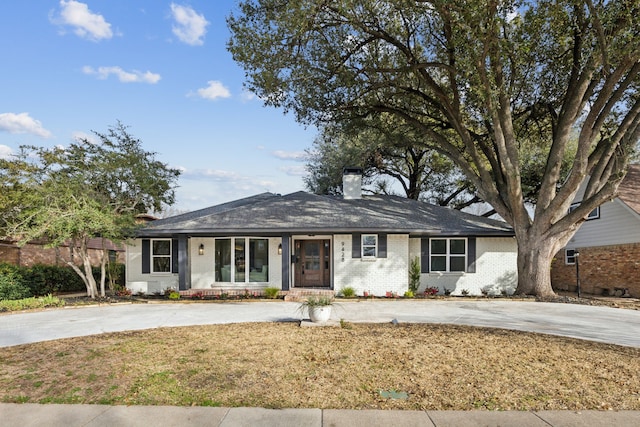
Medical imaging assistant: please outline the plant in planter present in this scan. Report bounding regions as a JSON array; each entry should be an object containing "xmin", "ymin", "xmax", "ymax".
[{"xmin": 299, "ymin": 295, "xmax": 334, "ymax": 323}]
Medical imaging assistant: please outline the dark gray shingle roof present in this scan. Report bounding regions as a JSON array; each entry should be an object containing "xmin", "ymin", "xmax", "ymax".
[{"xmin": 139, "ymin": 192, "xmax": 513, "ymax": 237}]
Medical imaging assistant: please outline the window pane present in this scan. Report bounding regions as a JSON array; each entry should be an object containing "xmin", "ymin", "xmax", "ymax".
[
  {"xmin": 215, "ymin": 239, "xmax": 231, "ymax": 282},
  {"xmin": 304, "ymin": 242, "xmax": 320, "ymax": 270},
  {"xmin": 235, "ymin": 239, "xmax": 245, "ymax": 282},
  {"xmin": 431, "ymin": 239, "xmax": 446, "ymax": 254},
  {"xmin": 565, "ymin": 249, "xmax": 575, "ymax": 265},
  {"xmin": 362, "ymin": 247, "xmax": 376, "ymax": 257},
  {"xmin": 450, "ymin": 239, "xmax": 466, "ymax": 255},
  {"xmin": 249, "ymin": 239, "xmax": 269, "ymax": 282},
  {"xmin": 450, "ymin": 256, "xmax": 466, "ymax": 272},
  {"xmin": 153, "ymin": 240, "xmax": 170, "ymax": 255},
  {"xmin": 431, "ymin": 256, "xmax": 446, "ymax": 271},
  {"xmin": 153, "ymin": 257, "xmax": 171, "ymax": 273},
  {"xmin": 362, "ymin": 235, "xmax": 377, "ymax": 246}
]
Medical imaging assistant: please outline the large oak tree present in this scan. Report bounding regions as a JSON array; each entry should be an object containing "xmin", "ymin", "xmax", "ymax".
[{"xmin": 228, "ymin": 0, "xmax": 640, "ymax": 296}]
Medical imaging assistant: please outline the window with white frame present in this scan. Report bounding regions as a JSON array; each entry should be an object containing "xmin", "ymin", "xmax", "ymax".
[
  {"xmin": 362, "ymin": 235, "xmax": 377, "ymax": 258},
  {"xmin": 569, "ymin": 203, "xmax": 600, "ymax": 220},
  {"xmin": 565, "ymin": 249, "xmax": 576, "ymax": 265},
  {"xmin": 151, "ymin": 239, "xmax": 172, "ymax": 273},
  {"xmin": 430, "ymin": 238, "xmax": 466, "ymax": 272}
]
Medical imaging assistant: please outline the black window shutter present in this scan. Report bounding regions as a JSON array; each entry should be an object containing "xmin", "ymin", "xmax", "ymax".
[
  {"xmin": 378, "ymin": 234, "xmax": 387, "ymax": 258},
  {"xmin": 141, "ymin": 239, "xmax": 150, "ymax": 274},
  {"xmin": 352, "ymin": 234, "xmax": 361, "ymax": 258},
  {"xmin": 467, "ymin": 237, "xmax": 476, "ymax": 273},
  {"xmin": 171, "ymin": 239, "xmax": 179, "ymax": 273},
  {"xmin": 421, "ymin": 238, "xmax": 430, "ymax": 273}
]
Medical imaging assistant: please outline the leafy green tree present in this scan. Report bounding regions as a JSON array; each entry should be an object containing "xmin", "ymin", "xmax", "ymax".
[
  {"xmin": 228, "ymin": 0, "xmax": 640, "ymax": 296},
  {"xmin": 305, "ymin": 122, "xmax": 481, "ymax": 210},
  {"xmin": 0, "ymin": 122, "xmax": 181, "ymax": 298}
]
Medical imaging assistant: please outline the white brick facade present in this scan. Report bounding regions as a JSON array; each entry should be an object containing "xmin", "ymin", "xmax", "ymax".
[
  {"xmin": 126, "ymin": 239, "xmax": 178, "ymax": 294},
  {"xmin": 126, "ymin": 237, "xmax": 281, "ymax": 294},
  {"xmin": 333, "ymin": 234, "xmax": 409, "ymax": 296},
  {"xmin": 410, "ymin": 237, "xmax": 517, "ymax": 296},
  {"xmin": 127, "ymin": 235, "xmax": 516, "ymax": 297}
]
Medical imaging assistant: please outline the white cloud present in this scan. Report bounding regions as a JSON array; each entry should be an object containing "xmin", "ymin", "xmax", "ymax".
[
  {"xmin": 0, "ymin": 113, "xmax": 52, "ymax": 138},
  {"xmin": 52, "ymin": 0, "xmax": 113, "ymax": 41},
  {"xmin": 0, "ymin": 144, "xmax": 14, "ymax": 159},
  {"xmin": 191, "ymin": 80, "xmax": 231, "ymax": 100},
  {"xmin": 272, "ymin": 150, "xmax": 308, "ymax": 161},
  {"xmin": 82, "ymin": 66, "xmax": 161, "ymax": 84},
  {"xmin": 241, "ymin": 90, "xmax": 258, "ymax": 102},
  {"xmin": 170, "ymin": 3, "xmax": 209, "ymax": 46},
  {"xmin": 279, "ymin": 165, "xmax": 307, "ymax": 176},
  {"xmin": 72, "ymin": 131, "xmax": 100, "ymax": 145},
  {"xmin": 180, "ymin": 168, "xmax": 241, "ymax": 181}
]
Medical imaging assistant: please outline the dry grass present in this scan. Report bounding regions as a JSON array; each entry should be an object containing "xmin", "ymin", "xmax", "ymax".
[{"xmin": 1, "ymin": 322, "xmax": 639, "ymax": 411}]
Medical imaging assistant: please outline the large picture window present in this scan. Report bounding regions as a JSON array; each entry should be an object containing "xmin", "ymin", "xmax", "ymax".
[
  {"xmin": 430, "ymin": 238, "xmax": 467, "ymax": 272},
  {"xmin": 215, "ymin": 238, "xmax": 269, "ymax": 283},
  {"xmin": 152, "ymin": 239, "xmax": 172, "ymax": 273}
]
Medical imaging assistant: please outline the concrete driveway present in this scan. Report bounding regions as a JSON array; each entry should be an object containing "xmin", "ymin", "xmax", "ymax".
[{"xmin": 1, "ymin": 299, "xmax": 639, "ymax": 348}]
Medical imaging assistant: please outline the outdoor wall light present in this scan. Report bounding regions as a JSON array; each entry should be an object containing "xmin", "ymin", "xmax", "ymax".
[
  {"xmin": 278, "ymin": 243, "xmax": 282, "ymax": 255},
  {"xmin": 199, "ymin": 243, "xmax": 204, "ymax": 256}
]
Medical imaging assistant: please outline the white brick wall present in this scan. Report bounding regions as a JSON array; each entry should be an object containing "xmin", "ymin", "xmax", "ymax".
[
  {"xmin": 126, "ymin": 237, "xmax": 282, "ymax": 294},
  {"xmin": 410, "ymin": 237, "xmax": 517, "ymax": 296},
  {"xmin": 190, "ymin": 237, "xmax": 215, "ymax": 289},
  {"xmin": 333, "ymin": 234, "xmax": 409, "ymax": 296},
  {"xmin": 125, "ymin": 239, "xmax": 178, "ymax": 294}
]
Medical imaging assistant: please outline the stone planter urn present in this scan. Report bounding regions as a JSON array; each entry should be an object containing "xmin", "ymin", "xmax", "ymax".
[{"xmin": 308, "ymin": 305, "xmax": 332, "ymax": 323}]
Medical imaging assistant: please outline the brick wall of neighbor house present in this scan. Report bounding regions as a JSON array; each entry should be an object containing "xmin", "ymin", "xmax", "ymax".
[
  {"xmin": 0, "ymin": 243, "xmax": 20, "ymax": 265},
  {"xmin": 333, "ymin": 234, "xmax": 409, "ymax": 296},
  {"xmin": 409, "ymin": 237, "xmax": 518, "ymax": 296},
  {"xmin": 0, "ymin": 241, "xmax": 122, "ymax": 267},
  {"xmin": 551, "ymin": 243, "xmax": 640, "ymax": 298}
]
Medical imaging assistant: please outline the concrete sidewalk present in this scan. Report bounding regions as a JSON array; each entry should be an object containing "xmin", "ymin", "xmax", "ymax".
[{"xmin": 1, "ymin": 404, "xmax": 639, "ymax": 427}]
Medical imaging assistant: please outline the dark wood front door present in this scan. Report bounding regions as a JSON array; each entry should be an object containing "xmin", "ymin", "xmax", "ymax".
[{"xmin": 295, "ymin": 240, "xmax": 330, "ymax": 288}]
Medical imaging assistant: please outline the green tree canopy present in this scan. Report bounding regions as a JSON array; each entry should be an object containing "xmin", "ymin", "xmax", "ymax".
[
  {"xmin": 228, "ymin": 0, "xmax": 640, "ymax": 296},
  {"xmin": 0, "ymin": 122, "xmax": 181, "ymax": 297},
  {"xmin": 305, "ymin": 121, "xmax": 481, "ymax": 211}
]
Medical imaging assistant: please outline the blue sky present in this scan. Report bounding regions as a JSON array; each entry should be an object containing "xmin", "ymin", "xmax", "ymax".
[{"xmin": 0, "ymin": 1, "xmax": 316, "ymax": 212}]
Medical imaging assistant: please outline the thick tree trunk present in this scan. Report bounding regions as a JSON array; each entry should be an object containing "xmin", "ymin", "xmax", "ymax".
[
  {"xmin": 68, "ymin": 237, "xmax": 98, "ymax": 298},
  {"xmin": 514, "ymin": 232, "xmax": 562, "ymax": 297},
  {"xmin": 82, "ymin": 253, "xmax": 98, "ymax": 298}
]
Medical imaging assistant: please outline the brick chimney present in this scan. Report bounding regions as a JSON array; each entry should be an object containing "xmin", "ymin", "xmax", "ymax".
[{"xmin": 343, "ymin": 167, "xmax": 363, "ymax": 200}]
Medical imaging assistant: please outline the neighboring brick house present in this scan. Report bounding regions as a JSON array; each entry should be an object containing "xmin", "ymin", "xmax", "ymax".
[
  {"xmin": 0, "ymin": 238, "xmax": 124, "ymax": 268},
  {"xmin": 125, "ymin": 169, "xmax": 517, "ymax": 297},
  {"xmin": 551, "ymin": 164, "xmax": 640, "ymax": 297}
]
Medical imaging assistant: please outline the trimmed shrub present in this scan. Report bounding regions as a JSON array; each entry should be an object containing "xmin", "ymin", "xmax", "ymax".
[
  {"xmin": 0, "ymin": 262, "xmax": 125, "ymax": 297},
  {"xmin": 0, "ymin": 271, "xmax": 31, "ymax": 300},
  {"xmin": 24, "ymin": 264, "xmax": 86, "ymax": 296}
]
